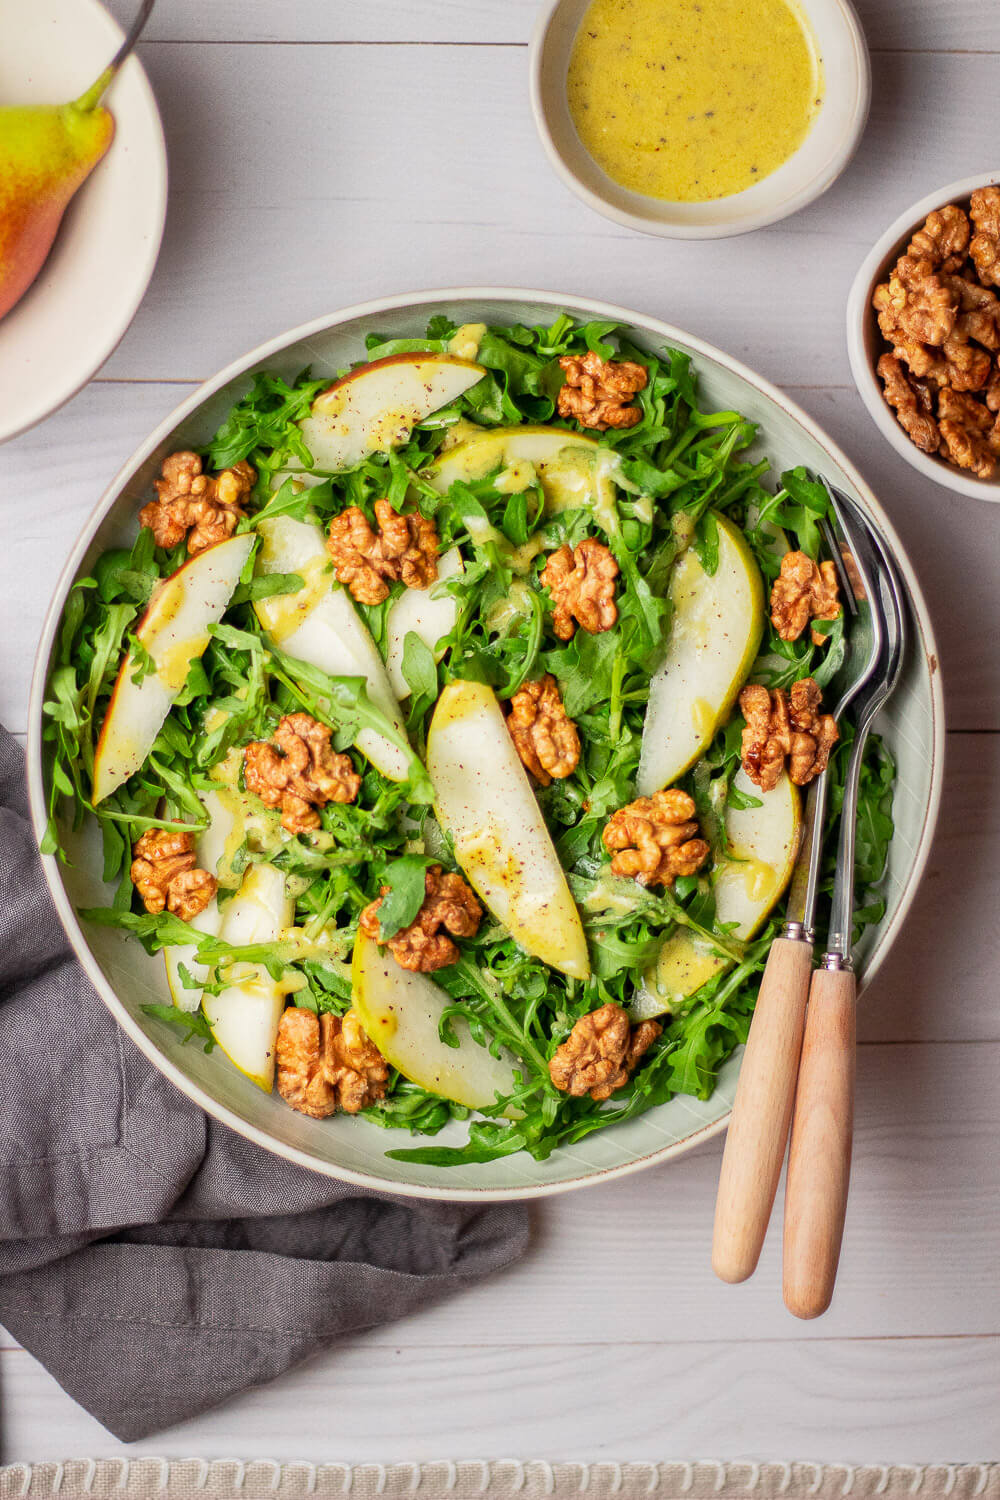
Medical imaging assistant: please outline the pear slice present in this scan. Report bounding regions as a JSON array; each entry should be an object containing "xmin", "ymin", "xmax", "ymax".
[
  {"xmin": 298, "ymin": 353, "xmax": 486, "ymax": 476},
  {"xmin": 636, "ymin": 513, "xmax": 764, "ymax": 797},
  {"xmin": 164, "ymin": 788, "xmax": 236, "ymax": 1013},
  {"xmin": 425, "ymin": 423, "xmax": 621, "ymax": 534},
  {"xmin": 201, "ymin": 862, "xmax": 295, "ymax": 1091},
  {"xmin": 352, "ymin": 929, "xmax": 521, "ymax": 1109},
  {"xmin": 92, "ymin": 534, "xmax": 255, "ymax": 805},
  {"xmin": 630, "ymin": 768, "xmax": 801, "ymax": 1020},
  {"xmin": 253, "ymin": 514, "xmax": 411, "ymax": 780},
  {"xmin": 384, "ymin": 545, "xmax": 464, "ymax": 698},
  {"xmin": 426, "ymin": 679, "xmax": 590, "ymax": 980}
]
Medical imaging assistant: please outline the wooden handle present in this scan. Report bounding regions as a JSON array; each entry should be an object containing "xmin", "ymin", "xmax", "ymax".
[
  {"xmin": 712, "ymin": 936, "xmax": 814, "ymax": 1283},
  {"xmin": 782, "ymin": 965, "xmax": 856, "ymax": 1319}
]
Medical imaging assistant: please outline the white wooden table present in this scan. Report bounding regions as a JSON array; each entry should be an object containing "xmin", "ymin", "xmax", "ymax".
[{"xmin": 2, "ymin": 0, "xmax": 999, "ymax": 1466}]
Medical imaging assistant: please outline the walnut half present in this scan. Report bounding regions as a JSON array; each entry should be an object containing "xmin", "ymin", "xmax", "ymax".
[
  {"xmin": 602, "ymin": 788, "xmax": 710, "ymax": 889},
  {"xmin": 877, "ymin": 354, "xmax": 940, "ymax": 454},
  {"xmin": 937, "ymin": 387, "xmax": 1000, "ymax": 479},
  {"xmin": 540, "ymin": 538, "xmax": 619, "ymax": 641},
  {"xmin": 506, "ymin": 675, "xmax": 580, "ymax": 786},
  {"xmin": 244, "ymin": 712, "xmax": 362, "ymax": 834},
  {"xmin": 769, "ymin": 550, "xmax": 841, "ymax": 648},
  {"xmin": 906, "ymin": 204, "xmax": 970, "ymax": 273},
  {"xmin": 970, "ymin": 186, "xmax": 1000, "ymax": 289},
  {"xmin": 276, "ymin": 1007, "xmax": 389, "ymax": 1118},
  {"xmin": 549, "ymin": 1002, "xmax": 661, "ymax": 1102},
  {"xmin": 139, "ymin": 451, "xmax": 256, "ymax": 554},
  {"xmin": 327, "ymin": 499, "xmax": 439, "ymax": 605},
  {"xmin": 556, "ymin": 352, "xmax": 648, "ymax": 431},
  {"xmin": 359, "ymin": 865, "xmax": 482, "ymax": 973},
  {"xmin": 131, "ymin": 829, "xmax": 217, "ymax": 920},
  {"xmin": 739, "ymin": 679, "xmax": 838, "ymax": 792}
]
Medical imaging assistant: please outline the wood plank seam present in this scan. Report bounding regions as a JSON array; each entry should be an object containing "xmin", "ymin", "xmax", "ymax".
[{"xmin": 132, "ymin": 39, "xmax": 1000, "ymax": 56}]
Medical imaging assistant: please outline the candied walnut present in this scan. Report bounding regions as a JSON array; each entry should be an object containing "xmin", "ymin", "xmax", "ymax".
[
  {"xmin": 130, "ymin": 828, "xmax": 217, "ymax": 919},
  {"xmin": 877, "ymin": 353, "xmax": 940, "ymax": 453},
  {"xmin": 924, "ymin": 330, "xmax": 993, "ymax": 393},
  {"xmin": 602, "ymin": 788, "xmax": 710, "ymax": 889},
  {"xmin": 540, "ymin": 537, "xmax": 619, "ymax": 640},
  {"xmin": 873, "ymin": 256, "xmax": 956, "ymax": 351},
  {"xmin": 945, "ymin": 272, "xmax": 1000, "ymax": 351},
  {"xmin": 739, "ymin": 679, "xmax": 838, "ymax": 792},
  {"xmin": 986, "ymin": 361, "xmax": 1000, "ymax": 413},
  {"xmin": 244, "ymin": 712, "xmax": 361, "ymax": 834},
  {"xmin": 326, "ymin": 499, "xmax": 438, "ymax": 605},
  {"xmin": 506, "ymin": 675, "xmax": 580, "ymax": 786},
  {"xmin": 937, "ymin": 387, "xmax": 1000, "ymax": 479},
  {"xmin": 166, "ymin": 868, "xmax": 219, "ymax": 920},
  {"xmin": 769, "ymin": 550, "xmax": 842, "ymax": 648},
  {"xmin": 556, "ymin": 351, "xmax": 648, "ymax": 431},
  {"xmin": 359, "ymin": 866, "xmax": 482, "ymax": 973},
  {"xmin": 327, "ymin": 1009, "xmax": 391, "ymax": 1113},
  {"xmin": 873, "ymin": 277, "xmax": 933, "ymax": 377},
  {"xmin": 549, "ymin": 1002, "xmax": 661, "ymax": 1102},
  {"xmin": 907, "ymin": 204, "xmax": 970, "ymax": 272},
  {"xmin": 276, "ymin": 1008, "xmax": 388, "ymax": 1119},
  {"xmin": 138, "ymin": 451, "xmax": 255, "ymax": 555},
  {"xmin": 970, "ymin": 186, "xmax": 1000, "ymax": 289}
]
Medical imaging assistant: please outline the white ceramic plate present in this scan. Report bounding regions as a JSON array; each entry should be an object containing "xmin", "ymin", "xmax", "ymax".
[
  {"xmin": 27, "ymin": 289, "xmax": 944, "ymax": 1201},
  {"xmin": 847, "ymin": 171, "xmax": 1000, "ymax": 501},
  {"xmin": 529, "ymin": 0, "xmax": 871, "ymax": 238},
  {"xmin": 0, "ymin": 0, "xmax": 167, "ymax": 443}
]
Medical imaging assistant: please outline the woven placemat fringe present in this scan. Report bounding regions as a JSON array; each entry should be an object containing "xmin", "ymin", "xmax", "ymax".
[{"xmin": 0, "ymin": 1462, "xmax": 997, "ymax": 1500}]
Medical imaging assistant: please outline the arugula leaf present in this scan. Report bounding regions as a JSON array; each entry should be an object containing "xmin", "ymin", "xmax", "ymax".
[
  {"xmin": 231, "ymin": 571, "xmax": 304, "ymax": 604},
  {"xmin": 207, "ymin": 370, "xmax": 328, "ymax": 470},
  {"xmin": 401, "ymin": 632, "xmax": 439, "ymax": 723},
  {"xmin": 142, "ymin": 1004, "xmax": 217, "ymax": 1053},
  {"xmin": 376, "ymin": 854, "xmax": 437, "ymax": 940}
]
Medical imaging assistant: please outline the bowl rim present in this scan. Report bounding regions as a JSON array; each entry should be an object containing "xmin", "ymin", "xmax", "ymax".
[
  {"xmin": 847, "ymin": 171, "xmax": 1000, "ymax": 501},
  {"xmin": 527, "ymin": 0, "xmax": 871, "ymax": 240},
  {"xmin": 0, "ymin": 0, "xmax": 169, "ymax": 445},
  {"xmin": 26, "ymin": 286, "xmax": 946, "ymax": 1201}
]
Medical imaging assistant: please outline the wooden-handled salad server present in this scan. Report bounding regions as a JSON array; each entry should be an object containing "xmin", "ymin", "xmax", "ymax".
[
  {"xmin": 783, "ymin": 506, "xmax": 905, "ymax": 1318},
  {"xmin": 712, "ymin": 483, "xmax": 885, "ymax": 1286}
]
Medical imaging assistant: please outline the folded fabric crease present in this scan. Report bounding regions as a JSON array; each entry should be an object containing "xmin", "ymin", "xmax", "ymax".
[{"xmin": 0, "ymin": 725, "xmax": 529, "ymax": 1441}]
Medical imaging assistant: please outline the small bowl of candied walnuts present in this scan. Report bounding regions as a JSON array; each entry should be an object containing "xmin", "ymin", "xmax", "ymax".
[{"xmin": 848, "ymin": 172, "xmax": 1000, "ymax": 498}]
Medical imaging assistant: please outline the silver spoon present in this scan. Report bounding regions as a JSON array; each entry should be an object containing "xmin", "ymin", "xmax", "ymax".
[
  {"xmin": 782, "ymin": 493, "xmax": 907, "ymax": 1319},
  {"xmin": 712, "ymin": 481, "xmax": 885, "ymax": 1285}
]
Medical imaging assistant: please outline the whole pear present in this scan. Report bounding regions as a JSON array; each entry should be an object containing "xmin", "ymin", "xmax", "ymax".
[{"xmin": 0, "ymin": 68, "xmax": 115, "ymax": 322}]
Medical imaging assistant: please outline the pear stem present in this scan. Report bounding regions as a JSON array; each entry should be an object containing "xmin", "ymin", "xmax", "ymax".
[{"xmin": 71, "ymin": 0, "xmax": 156, "ymax": 111}]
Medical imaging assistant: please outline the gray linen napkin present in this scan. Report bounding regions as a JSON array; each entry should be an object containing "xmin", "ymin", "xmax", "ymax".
[{"xmin": 0, "ymin": 725, "xmax": 529, "ymax": 1441}]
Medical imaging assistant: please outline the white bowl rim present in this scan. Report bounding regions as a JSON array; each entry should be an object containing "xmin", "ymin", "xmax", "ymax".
[
  {"xmin": 26, "ymin": 285, "xmax": 945, "ymax": 1202},
  {"xmin": 527, "ymin": 0, "xmax": 872, "ymax": 240},
  {"xmin": 0, "ymin": 0, "xmax": 168, "ymax": 444},
  {"xmin": 847, "ymin": 169, "xmax": 1000, "ymax": 501}
]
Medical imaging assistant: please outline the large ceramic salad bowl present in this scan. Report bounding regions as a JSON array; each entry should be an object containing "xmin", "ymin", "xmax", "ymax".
[{"xmin": 26, "ymin": 290, "xmax": 943, "ymax": 1201}]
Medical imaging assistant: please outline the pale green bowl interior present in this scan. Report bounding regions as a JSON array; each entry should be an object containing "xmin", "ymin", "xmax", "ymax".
[{"xmin": 29, "ymin": 293, "xmax": 943, "ymax": 1200}]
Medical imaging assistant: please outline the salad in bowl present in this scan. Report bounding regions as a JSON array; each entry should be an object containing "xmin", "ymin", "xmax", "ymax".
[{"xmin": 39, "ymin": 307, "xmax": 901, "ymax": 1175}]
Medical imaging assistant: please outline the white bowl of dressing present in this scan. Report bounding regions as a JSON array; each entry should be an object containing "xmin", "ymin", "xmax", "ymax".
[{"xmin": 529, "ymin": 0, "xmax": 871, "ymax": 238}]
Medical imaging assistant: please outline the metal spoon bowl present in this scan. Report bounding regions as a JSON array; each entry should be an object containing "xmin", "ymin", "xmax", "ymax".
[
  {"xmin": 787, "ymin": 481, "xmax": 888, "ymax": 945},
  {"xmin": 821, "ymin": 488, "xmax": 907, "ymax": 964}
]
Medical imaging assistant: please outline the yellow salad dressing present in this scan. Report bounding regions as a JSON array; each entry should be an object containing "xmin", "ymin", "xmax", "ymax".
[{"xmin": 566, "ymin": 0, "xmax": 823, "ymax": 202}]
